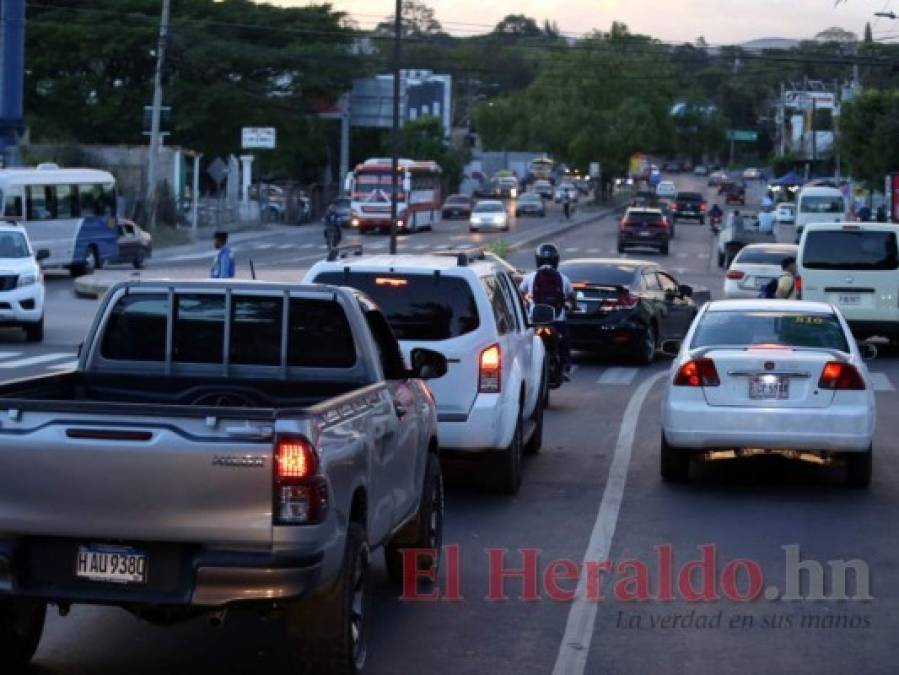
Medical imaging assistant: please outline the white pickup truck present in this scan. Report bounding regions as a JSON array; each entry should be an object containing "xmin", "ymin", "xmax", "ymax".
[{"xmin": 0, "ymin": 279, "xmax": 447, "ymax": 674}]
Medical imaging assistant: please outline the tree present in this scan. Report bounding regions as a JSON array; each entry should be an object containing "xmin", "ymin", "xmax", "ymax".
[
  {"xmin": 814, "ymin": 27, "xmax": 857, "ymax": 43},
  {"xmin": 375, "ymin": 1, "xmax": 443, "ymax": 38},
  {"xmin": 864, "ymin": 22, "xmax": 873, "ymax": 44},
  {"xmin": 493, "ymin": 15, "xmax": 541, "ymax": 37},
  {"xmin": 398, "ymin": 116, "xmax": 467, "ymax": 190},
  {"xmin": 839, "ymin": 89, "xmax": 899, "ymax": 189}
]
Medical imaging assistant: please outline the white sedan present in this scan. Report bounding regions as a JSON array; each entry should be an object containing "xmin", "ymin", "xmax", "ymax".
[
  {"xmin": 661, "ymin": 300, "xmax": 876, "ymax": 486},
  {"xmin": 655, "ymin": 180, "xmax": 677, "ymax": 198},
  {"xmin": 469, "ymin": 200, "xmax": 509, "ymax": 232},
  {"xmin": 723, "ymin": 243, "xmax": 797, "ymax": 299}
]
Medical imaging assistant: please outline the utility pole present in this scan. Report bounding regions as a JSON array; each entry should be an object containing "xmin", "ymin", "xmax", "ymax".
[
  {"xmin": 388, "ymin": 0, "xmax": 402, "ymax": 255},
  {"xmin": 810, "ymin": 96, "xmax": 817, "ymax": 177},
  {"xmin": 145, "ymin": 0, "xmax": 172, "ymax": 229},
  {"xmin": 779, "ymin": 83, "xmax": 786, "ymax": 157}
]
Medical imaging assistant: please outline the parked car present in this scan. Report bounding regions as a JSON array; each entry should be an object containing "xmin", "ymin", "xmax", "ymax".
[
  {"xmin": 442, "ymin": 194, "xmax": 474, "ymax": 220},
  {"xmin": 797, "ymin": 222, "xmax": 899, "ymax": 342},
  {"xmin": 693, "ymin": 165, "xmax": 709, "ymax": 176},
  {"xmin": 0, "ymin": 279, "xmax": 449, "ymax": 673},
  {"xmin": 723, "ymin": 243, "xmax": 798, "ymax": 299},
  {"xmin": 306, "ymin": 251, "xmax": 548, "ymax": 494},
  {"xmin": 618, "ymin": 207, "xmax": 671, "ymax": 255},
  {"xmin": 469, "ymin": 200, "xmax": 509, "ymax": 232},
  {"xmin": 775, "ymin": 202, "xmax": 796, "ymax": 225},
  {"xmin": 671, "ymin": 191, "xmax": 707, "ymax": 224},
  {"xmin": 655, "ymin": 181, "xmax": 677, "ymax": 199},
  {"xmin": 0, "ymin": 223, "xmax": 47, "ymax": 342},
  {"xmin": 660, "ymin": 299, "xmax": 876, "ymax": 486},
  {"xmin": 515, "ymin": 193, "xmax": 546, "ymax": 217},
  {"xmin": 561, "ymin": 258, "xmax": 699, "ymax": 364},
  {"xmin": 533, "ymin": 179, "xmax": 554, "ymax": 200},
  {"xmin": 112, "ymin": 219, "xmax": 152, "ymax": 269}
]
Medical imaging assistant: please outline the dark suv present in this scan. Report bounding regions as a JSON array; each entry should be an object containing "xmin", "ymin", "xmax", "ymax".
[
  {"xmin": 671, "ymin": 191, "xmax": 706, "ymax": 224},
  {"xmin": 618, "ymin": 207, "xmax": 670, "ymax": 255}
]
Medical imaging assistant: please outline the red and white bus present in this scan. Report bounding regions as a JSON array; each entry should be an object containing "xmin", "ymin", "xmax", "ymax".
[{"xmin": 345, "ymin": 158, "xmax": 442, "ymax": 234}]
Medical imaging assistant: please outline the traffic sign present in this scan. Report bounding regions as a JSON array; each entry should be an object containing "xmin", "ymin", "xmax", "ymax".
[
  {"xmin": 241, "ymin": 127, "xmax": 277, "ymax": 149},
  {"xmin": 726, "ymin": 130, "xmax": 758, "ymax": 142}
]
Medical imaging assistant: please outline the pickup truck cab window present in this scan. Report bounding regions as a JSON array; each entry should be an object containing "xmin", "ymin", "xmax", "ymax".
[
  {"xmin": 286, "ymin": 298, "xmax": 357, "ymax": 368},
  {"xmin": 100, "ymin": 293, "xmax": 168, "ymax": 361},
  {"xmin": 174, "ymin": 294, "xmax": 225, "ymax": 363},
  {"xmin": 231, "ymin": 295, "xmax": 282, "ymax": 366}
]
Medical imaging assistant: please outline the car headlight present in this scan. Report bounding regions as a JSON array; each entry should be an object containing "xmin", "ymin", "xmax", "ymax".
[{"xmin": 18, "ymin": 273, "xmax": 39, "ymax": 288}]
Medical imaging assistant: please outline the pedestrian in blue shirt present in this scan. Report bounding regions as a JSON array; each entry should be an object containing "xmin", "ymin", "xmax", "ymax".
[{"xmin": 210, "ymin": 230, "xmax": 235, "ymax": 278}]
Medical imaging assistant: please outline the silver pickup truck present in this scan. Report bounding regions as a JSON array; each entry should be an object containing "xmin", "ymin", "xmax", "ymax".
[{"xmin": 0, "ymin": 280, "xmax": 447, "ymax": 675}]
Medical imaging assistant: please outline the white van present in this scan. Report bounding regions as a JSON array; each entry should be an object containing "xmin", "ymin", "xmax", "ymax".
[
  {"xmin": 794, "ymin": 186, "xmax": 848, "ymax": 241},
  {"xmin": 797, "ymin": 222, "xmax": 899, "ymax": 341}
]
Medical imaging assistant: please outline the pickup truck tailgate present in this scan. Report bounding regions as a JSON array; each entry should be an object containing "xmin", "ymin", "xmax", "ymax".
[{"xmin": 0, "ymin": 412, "xmax": 275, "ymax": 546}]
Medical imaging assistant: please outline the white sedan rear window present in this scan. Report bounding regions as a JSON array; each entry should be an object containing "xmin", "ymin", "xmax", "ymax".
[{"xmin": 692, "ymin": 311, "xmax": 849, "ymax": 352}]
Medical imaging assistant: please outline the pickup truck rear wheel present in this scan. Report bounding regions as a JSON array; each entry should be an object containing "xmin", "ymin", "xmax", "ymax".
[
  {"xmin": 287, "ymin": 522, "xmax": 370, "ymax": 675},
  {"xmin": 0, "ymin": 599, "xmax": 46, "ymax": 669},
  {"xmin": 385, "ymin": 452, "xmax": 444, "ymax": 584},
  {"xmin": 494, "ymin": 408, "xmax": 524, "ymax": 494},
  {"xmin": 525, "ymin": 373, "xmax": 546, "ymax": 455}
]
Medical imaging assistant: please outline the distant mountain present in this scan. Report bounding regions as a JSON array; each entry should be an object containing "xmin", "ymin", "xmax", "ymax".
[{"xmin": 739, "ymin": 37, "xmax": 801, "ymax": 52}]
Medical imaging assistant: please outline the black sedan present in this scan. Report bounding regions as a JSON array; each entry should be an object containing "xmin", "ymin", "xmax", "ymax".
[
  {"xmin": 515, "ymin": 193, "xmax": 546, "ymax": 217},
  {"xmin": 561, "ymin": 259, "xmax": 698, "ymax": 364},
  {"xmin": 112, "ymin": 219, "xmax": 152, "ymax": 269},
  {"xmin": 442, "ymin": 194, "xmax": 474, "ymax": 219}
]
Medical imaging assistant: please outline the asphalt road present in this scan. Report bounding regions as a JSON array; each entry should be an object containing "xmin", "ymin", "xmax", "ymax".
[{"xmin": 12, "ymin": 176, "xmax": 899, "ymax": 674}]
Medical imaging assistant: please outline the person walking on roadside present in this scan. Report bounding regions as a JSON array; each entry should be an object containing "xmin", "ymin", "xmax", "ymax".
[
  {"xmin": 324, "ymin": 205, "xmax": 342, "ymax": 251},
  {"xmin": 562, "ymin": 191, "xmax": 572, "ymax": 220},
  {"xmin": 210, "ymin": 230, "xmax": 235, "ymax": 279},
  {"xmin": 775, "ymin": 256, "xmax": 798, "ymax": 299}
]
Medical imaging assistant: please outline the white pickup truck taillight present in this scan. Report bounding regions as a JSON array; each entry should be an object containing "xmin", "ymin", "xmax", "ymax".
[
  {"xmin": 274, "ymin": 435, "xmax": 328, "ymax": 525},
  {"xmin": 479, "ymin": 344, "xmax": 501, "ymax": 393}
]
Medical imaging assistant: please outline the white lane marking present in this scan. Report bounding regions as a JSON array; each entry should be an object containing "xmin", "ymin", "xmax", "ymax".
[
  {"xmin": 300, "ymin": 243, "xmax": 316, "ymax": 249},
  {"xmin": 317, "ymin": 245, "xmax": 327, "ymax": 250},
  {"xmin": 697, "ymin": 252, "xmax": 710, "ymax": 259},
  {"xmin": 278, "ymin": 244, "xmax": 294, "ymax": 250},
  {"xmin": 414, "ymin": 244, "xmax": 429, "ymax": 250},
  {"xmin": 587, "ymin": 248, "xmax": 600, "ymax": 253},
  {"xmin": 450, "ymin": 234, "xmax": 468, "ymax": 241},
  {"xmin": 48, "ymin": 360, "xmax": 79, "ymax": 370},
  {"xmin": 0, "ymin": 351, "xmax": 23, "ymax": 360},
  {"xmin": 0, "ymin": 353, "xmax": 73, "ymax": 368},
  {"xmin": 676, "ymin": 252, "xmax": 689, "ymax": 258},
  {"xmin": 565, "ymin": 247, "xmax": 579, "ymax": 253},
  {"xmin": 254, "ymin": 243, "xmax": 275, "ymax": 249},
  {"xmin": 552, "ymin": 371, "xmax": 667, "ymax": 675},
  {"xmin": 870, "ymin": 372, "xmax": 895, "ymax": 392},
  {"xmin": 597, "ymin": 367, "xmax": 638, "ymax": 385}
]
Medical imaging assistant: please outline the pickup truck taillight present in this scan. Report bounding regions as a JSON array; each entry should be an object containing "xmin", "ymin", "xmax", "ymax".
[
  {"xmin": 479, "ymin": 344, "xmax": 501, "ymax": 393},
  {"xmin": 725, "ymin": 270, "xmax": 745, "ymax": 280},
  {"xmin": 818, "ymin": 362, "xmax": 866, "ymax": 390},
  {"xmin": 274, "ymin": 434, "xmax": 328, "ymax": 525},
  {"xmin": 674, "ymin": 358, "xmax": 720, "ymax": 387}
]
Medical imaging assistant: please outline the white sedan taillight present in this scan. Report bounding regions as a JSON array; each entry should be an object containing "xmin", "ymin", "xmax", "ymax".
[
  {"xmin": 818, "ymin": 362, "xmax": 866, "ymax": 390},
  {"xmin": 674, "ymin": 358, "xmax": 720, "ymax": 387}
]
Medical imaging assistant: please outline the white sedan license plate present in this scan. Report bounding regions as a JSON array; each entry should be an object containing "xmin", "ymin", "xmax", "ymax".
[
  {"xmin": 838, "ymin": 294, "xmax": 861, "ymax": 306},
  {"xmin": 749, "ymin": 375, "xmax": 789, "ymax": 400},
  {"xmin": 76, "ymin": 545, "xmax": 147, "ymax": 584},
  {"xmin": 639, "ymin": 230, "xmax": 651, "ymax": 237}
]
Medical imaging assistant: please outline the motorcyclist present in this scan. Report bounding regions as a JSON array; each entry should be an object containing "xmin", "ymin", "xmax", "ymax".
[
  {"xmin": 708, "ymin": 203, "xmax": 723, "ymax": 222},
  {"xmin": 520, "ymin": 243, "xmax": 575, "ymax": 380},
  {"xmin": 323, "ymin": 205, "xmax": 342, "ymax": 251}
]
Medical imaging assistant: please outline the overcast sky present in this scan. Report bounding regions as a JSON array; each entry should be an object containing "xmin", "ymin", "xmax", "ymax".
[{"xmin": 279, "ymin": 1, "xmax": 894, "ymax": 44}]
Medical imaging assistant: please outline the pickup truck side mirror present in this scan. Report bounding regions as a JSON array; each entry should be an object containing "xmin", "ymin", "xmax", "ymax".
[
  {"xmin": 679, "ymin": 284, "xmax": 693, "ymax": 298},
  {"xmin": 531, "ymin": 304, "xmax": 555, "ymax": 326},
  {"xmin": 410, "ymin": 348, "xmax": 448, "ymax": 380},
  {"xmin": 660, "ymin": 339, "xmax": 682, "ymax": 357},
  {"xmin": 35, "ymin": 249, "xmax": 50, "ymax": 261}
]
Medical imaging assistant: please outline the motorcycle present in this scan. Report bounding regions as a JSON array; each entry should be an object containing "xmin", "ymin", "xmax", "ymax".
[
  {"xmin": 533, "ymin": 304, "xmax": 564, "ymax": 390},
  {"xmin": 709, "ymin": 212, "xmax": 723, "ymax": 235}
]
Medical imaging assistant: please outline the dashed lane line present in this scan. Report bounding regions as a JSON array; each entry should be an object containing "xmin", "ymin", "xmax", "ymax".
[
  {"xmin": 870, "ymin": 372, "xmax": 895, "ymax": 392},
  {"xmin": 597, "ymin": 367, "xmax": 639, "ymax": 385},
  {"xmin": 0, "ymin": 353, "xmax": 74, "ymax": 368}
]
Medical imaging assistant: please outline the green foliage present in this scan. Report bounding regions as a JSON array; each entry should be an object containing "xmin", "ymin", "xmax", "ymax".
[
  {"xmin": 398, "ymin": 116, "xmax": 468, "ymax": 190},
  {"xmin": 24, "ymin": 0, "xmax": 363, "ymax": 182},
  {"xmin": 770, "ymin": 152, "xmax": 800, "ymax": 179},
  {"xmin": 839, "ymin": 89, "xmax": 899, "ymax": 189}
]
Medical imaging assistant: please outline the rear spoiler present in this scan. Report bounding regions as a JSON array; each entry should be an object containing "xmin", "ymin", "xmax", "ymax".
[{"xmin": 688, "ymin": 345, "xmax": 850, "ymax": 363}]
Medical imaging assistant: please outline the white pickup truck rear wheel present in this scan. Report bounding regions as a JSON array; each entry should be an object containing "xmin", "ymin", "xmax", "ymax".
[
  {"xmin": 0, "ymin": 599, "xmax": 46, "ymax": 669},
  {"xmin": 494, "ymin": 408, "xmax": 524, "ymax": 494}
]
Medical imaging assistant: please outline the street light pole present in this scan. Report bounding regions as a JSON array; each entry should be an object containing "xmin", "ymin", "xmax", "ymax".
[
  {"xmin": 389, "ymin": 0, "xmax": 402, "ymax": 255},
  {"xmin": 145, "ymin": 0, "xmax": 171, "ymax": 230}
]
